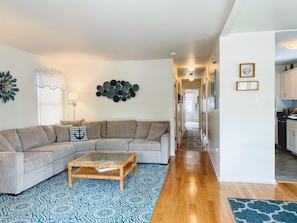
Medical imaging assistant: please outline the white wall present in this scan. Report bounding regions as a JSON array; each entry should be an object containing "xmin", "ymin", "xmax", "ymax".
[
  {"xmin": 0, "ymin": 45, "xmax": 63, "ymax": 130},
  {"xmin": 219, "ymin": 32, "xmax": 276, "ymax": 183},
  {"xmin": 63, "ymin": 59, "xmax": 175, "ymax": 155}
]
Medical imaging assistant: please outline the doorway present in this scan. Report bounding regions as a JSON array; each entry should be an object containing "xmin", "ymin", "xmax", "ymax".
[{"xmin": 184, "ymin": 89, "xmax": 199, "ymax": 126}]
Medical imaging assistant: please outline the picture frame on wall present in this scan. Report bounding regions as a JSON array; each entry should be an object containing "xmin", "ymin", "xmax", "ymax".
[
  {"xmin": 236, "ymin": 81, "xmax": 259, "ymax": 91},
  {"xmin": 239, "ymin": 63, "xmax": 255, "ymax": 78}
]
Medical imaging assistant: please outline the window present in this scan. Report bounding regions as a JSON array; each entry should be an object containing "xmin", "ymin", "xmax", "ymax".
[
  {"xmin": 37, "ymin": 87, "xmax": 63, "ymax": 125},
  {"xmin": 185, "ymin": 92, "xmax": 194, "ymax": 112},
  {"xmin": 35, "ymin": 70, "xmax": 65, "ymax": 125}
]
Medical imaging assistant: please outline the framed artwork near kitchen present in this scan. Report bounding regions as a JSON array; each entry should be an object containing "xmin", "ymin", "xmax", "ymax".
[
  {"xmin": 240, "ymin": 63, "xmax": 255, "ymax": 78},
  {"xmin": 236, "ymin": 81, "xmax": 259, "ymax": 91}
]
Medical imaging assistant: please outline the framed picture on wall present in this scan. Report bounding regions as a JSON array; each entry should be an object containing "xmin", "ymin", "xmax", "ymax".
[
  {"xmin": 240, "ymin": 63, "xmax": 255, "ymax": 78},
  {"xmin": 236, "ymin": 81, "xmax": 259, "ymax": 91}
]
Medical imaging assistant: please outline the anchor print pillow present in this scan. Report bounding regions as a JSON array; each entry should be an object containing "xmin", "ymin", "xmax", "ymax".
[{"xmin": 69, "ymin": 126, "xmax": 88, "ymax": 142}]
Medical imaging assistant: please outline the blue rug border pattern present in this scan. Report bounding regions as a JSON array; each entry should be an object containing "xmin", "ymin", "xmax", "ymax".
[
  {"xmin": 0, "ymin": 163, "xmax": 169, "ymax": 223},
  {"xmin": 228, "ymin": 197, "xmax": 297, "ymax": 223}
]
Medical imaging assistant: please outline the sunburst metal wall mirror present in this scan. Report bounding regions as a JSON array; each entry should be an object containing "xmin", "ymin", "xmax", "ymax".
[
  {"xmin": 0, "ymin": 71, "xmax": 19, "ymax": 103},
  {"xmin": 96, "ymin": 80, "xmax": 139, "ymax": 102}
]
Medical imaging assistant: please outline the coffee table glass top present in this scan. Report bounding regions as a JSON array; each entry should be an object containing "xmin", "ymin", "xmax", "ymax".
[
  {"xmin": 68, "ymin": 151, "xmax": 137, "ymax": 190},
  {"xmin": 75, "ymin": 152, "xmax": 132, "ymax": 164}
]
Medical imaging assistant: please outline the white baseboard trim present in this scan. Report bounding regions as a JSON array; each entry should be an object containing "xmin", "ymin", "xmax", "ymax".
[{"xmin": 218, "ymin": 177, "xmax": 277, "ymax": 184}]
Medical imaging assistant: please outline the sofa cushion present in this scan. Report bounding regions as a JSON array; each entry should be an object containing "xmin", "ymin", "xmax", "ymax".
[
  {"xmin": 146, "ymin": 123, "xmax": 168, "ymax": 141},
  {"xmin": 17, "ymin": 126, "xmax": 49, "ymax": 151},
  {"xmin": 60, "ymin": 119, "xmax": 85, "ymax": 126},
  {"xmin": 135, "ymin": 121, "xmax": 152, "ymax": 138},
  {"xmin": 24, "ymin": 151, "xmax": 54, "ymax": 173},
  {"xmin": 96, "ymin": 138, "xmax": 133, "ymax": 151},
  {"xmin": 29, "ymin": 144, "xmax": 75, "ymax": 161},
  {"xmin": 129, "ymin": 139, "xmax": 160, "ymax": 151},
  {"xmin": 42, "ymin": 125, "xmax": 56, "ymax": 143},
  {"xmin": 84, "ymin": 122, "xmax": 101, "ymax": 139},
  {"xmin": 54, "ymin": 125, "xmax": 72, "ymax": 142},
  {"xmin": 106, "ymin": 120, "xmax": 136, "ymax": 138},
  {"xmin": 83, "ymin": 121, "xmax": 106, "ymax": 138},
  {"xmin": 63, "ymin": 139, "xmax": 98, "ymax": 153},
  {"xmin": 0, "ymin": 134, "xmax": 15, "ymax": 152},
  {"xmin": 0, "ymin": 129, "xmax": 22, "ymax": 152},
  {"xmin": 70, "ymin": 126, "xmax": 88, "ymax": 142},
  {"xmin": 100, "ymin": 121, "xmax": 107, "ymax": 138}
]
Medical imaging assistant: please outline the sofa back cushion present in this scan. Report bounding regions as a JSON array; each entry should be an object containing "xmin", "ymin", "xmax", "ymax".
[
  {"xmin": 0, "ymin": 134, "xmax": 15, "ymax": 152},
  {"xmin": 82, "ymin": 122, "xmax": 101, "ymax": 139},
  {"xmin": 135, "ymin": 121, "xmax": 153, "ymax": 138},
  {"xmin": 42, "ymin": 125, "xmax": 56, "ymax": 143},
  {"xmin": 54, "ymin": 125, "xmax": 72, "ymax": 142},
  {"xmin": 0, "ymin": 129, "xmax": 23, "ymax": 152},
  {"xmin": 100, "ymin": 121, "xmax": 107, "ymax": 138},
  {"xmin": 106, "ymin": 120, "xmax": 136, "ymax": 138},
  {"xmin": 17, "ymin": 126, "xmax": 49, "ymax": 151}
]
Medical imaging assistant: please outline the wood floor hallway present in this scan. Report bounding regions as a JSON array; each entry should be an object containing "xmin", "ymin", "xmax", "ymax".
[{"xmin": 150, "ymin": 150, "xmax": 297, "ymax": 223}]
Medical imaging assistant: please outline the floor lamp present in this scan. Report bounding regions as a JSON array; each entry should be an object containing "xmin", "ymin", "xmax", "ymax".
[{"xmin": 68, "ymin": 92, "xmax": 78, "ymax": 120}]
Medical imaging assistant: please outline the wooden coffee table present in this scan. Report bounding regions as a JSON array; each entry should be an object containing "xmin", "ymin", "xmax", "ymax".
[{"xmin": 68, "ymin": 151, "xmax": 137, "ymax": 190}]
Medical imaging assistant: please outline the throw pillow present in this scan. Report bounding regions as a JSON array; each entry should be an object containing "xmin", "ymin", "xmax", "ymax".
[
  {"xmin": 135, "ymin": 121, "xmax": 152, "ymax": 138},
  {"xmin": 0, "ymin": 134, "xmax": 15, "ymax": 152},
  {"xmin": 70, "ymin": 126, "xmax": 88, "ymax": 142},
  {"xmin": 60, "ymin": 119, "xmax": 85, "ymax": 126},
  {"xmin": 54, "ymin": 125, "xmax": 72, "ymax": 142},
  {"xmin": 146, "ymin": 123, "xmax": 168, "ymax": 141}
]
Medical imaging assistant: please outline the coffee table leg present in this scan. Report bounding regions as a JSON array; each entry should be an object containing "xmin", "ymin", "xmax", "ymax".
[
  {"xmin": 134, "ymin": 155, "xmax": 137, "ymax": 174},
  {"xmin": 120, "ymin": 167, "xmax": 124, "ymax": 190},
  {"xmin": 68, "ymin": 165, "xmax": 73, "ymax": 187}
]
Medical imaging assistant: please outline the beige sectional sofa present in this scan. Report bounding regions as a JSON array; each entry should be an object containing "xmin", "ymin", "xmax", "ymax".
[{"xmin": 0, "ymin": 120, "xmax": 170, "ymax": 194}]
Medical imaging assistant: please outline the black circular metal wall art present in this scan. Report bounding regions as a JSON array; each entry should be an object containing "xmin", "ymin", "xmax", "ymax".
[
  {"xmin": 0, "ymin": 71, "xmax": 19, "ymax": 103},
  {"xmin": 96, "ymin": 80, "xmax": 139, "ymax": 102}
]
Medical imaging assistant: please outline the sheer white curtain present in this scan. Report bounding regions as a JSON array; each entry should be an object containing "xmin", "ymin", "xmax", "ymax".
[
  {"xmin": 35, "ymin": 69, "xmax": 66, "ymax": 90},
  {"xmin": 35, "ymin": 70, "xmax": 65, "ymax": 125}
]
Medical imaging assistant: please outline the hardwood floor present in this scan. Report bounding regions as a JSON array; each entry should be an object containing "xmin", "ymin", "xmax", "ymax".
[{"xmin": 150, "ymin": 150, "xmax": 297, "ymax": 223}]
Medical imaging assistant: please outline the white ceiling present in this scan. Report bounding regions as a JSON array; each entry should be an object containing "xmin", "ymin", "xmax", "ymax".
[{"xmin": 1, "ymin": 0, "xmax": 297, "ymax": 78}]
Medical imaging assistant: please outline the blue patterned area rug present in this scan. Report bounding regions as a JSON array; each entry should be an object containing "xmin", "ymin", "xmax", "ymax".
[
  {"xmin": 0, "ymin": 164, "xmax": 169, "ymax": 223},
  {"xmin": 229, "ymin": 198, "xmax": 297, "ymax": 223}
]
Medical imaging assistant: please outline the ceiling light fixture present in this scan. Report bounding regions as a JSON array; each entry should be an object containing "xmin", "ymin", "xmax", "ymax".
[
  {"xmin": 189, "ymin": 73, "xmax": 194, "ymax": 81},
  {"xmin": 188, "ymin": 67, "xmax": 195, "ymax": 72},
  {"xmin": 170, "ymin": 52, "xmax": 176, "ymax": 56}
]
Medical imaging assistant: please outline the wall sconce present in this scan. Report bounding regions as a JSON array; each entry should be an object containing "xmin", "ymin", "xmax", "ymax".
[
  {"xmin": 68, "ymin": 92, "xmax": 78, "ymax": 120},
  {"xmin": 189, "ymin": 73, "xmax": 194, "ymax": 82}
]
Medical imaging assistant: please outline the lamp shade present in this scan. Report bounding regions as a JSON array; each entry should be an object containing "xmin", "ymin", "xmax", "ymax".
[{"xmin": 68, "ymin": 92, "xmax": 78, "ymax": 101}]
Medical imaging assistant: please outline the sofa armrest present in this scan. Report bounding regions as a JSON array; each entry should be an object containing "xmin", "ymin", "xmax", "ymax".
[
  {"xmin": 160, "ymin": 132, "xmax": 170, "ymax": 164},
  {"xmin": 0, "ymin": 152, "xmax": 24, "ymax": 194}
]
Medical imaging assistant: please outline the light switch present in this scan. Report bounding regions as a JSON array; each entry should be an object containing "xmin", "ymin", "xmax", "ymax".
[{"xmin": 255, "ymin": 96, "xmax": 261, "ymax": 103}]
